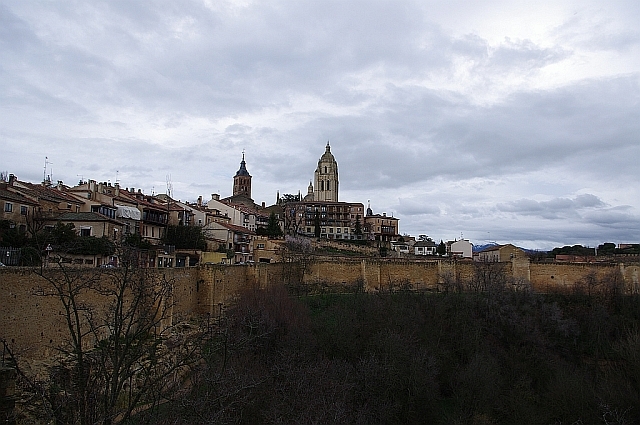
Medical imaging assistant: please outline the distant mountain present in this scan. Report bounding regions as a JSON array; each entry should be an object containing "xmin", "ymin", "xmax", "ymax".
[
  {"xmin": 472, "ymin": 243, "xmax": 547, "ymax": 255},
  {"xmin": 472, "ymin": 243, "xmax": 498, "ymax": 253}
]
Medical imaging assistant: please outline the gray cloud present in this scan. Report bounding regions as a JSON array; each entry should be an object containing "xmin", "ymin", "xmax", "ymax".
[
  {"xmin": 497, "ymin": 194, "xmax": 607, "ymax": 220},
  {"xmin": 1, "ymin": 0, "xmax": 639, "ymax": 249}
]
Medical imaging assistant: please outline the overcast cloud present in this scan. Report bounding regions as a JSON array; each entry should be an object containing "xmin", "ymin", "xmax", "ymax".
[{"xmin": 1, "ymin": 0, "xmax": 639, "ymax": 250}]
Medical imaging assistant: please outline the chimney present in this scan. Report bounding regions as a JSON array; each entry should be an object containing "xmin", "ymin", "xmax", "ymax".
[
  {"xmin": 211, "ymin": 193, "xmax": 220, "ymax": 201},
  {"xmin": 57, "ymin": 180, "xmax": 64, "ymax": 190},
  {"xmin": 261, "ymin": 201, "xmax": 265, "ymax": 208},
  {"xmin": 8, "ymin": 174, "xmax": 16, "ymax": 185},
  {"xmin": 197, "ymin": 196, "xmax": 202, "ymax": 207},
  {"xmin": 383, "ymin": 212, "xmax": 386, "ymax": 217},
  {"xmin": 114, "ymin": 182, "xmax": 120, "ymax": 196}
]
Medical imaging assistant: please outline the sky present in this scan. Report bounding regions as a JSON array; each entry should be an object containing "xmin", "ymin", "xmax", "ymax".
[{"xmin": 1, "ymin": 0, "xmax": 639, "ymax": 250}]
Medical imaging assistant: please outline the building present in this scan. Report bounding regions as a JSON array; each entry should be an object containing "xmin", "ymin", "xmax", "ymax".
[
  {"xmin": 7, "ymin": 175, "xmax": 85, "ymax": 224},
  {"xmin": 364, "ymin": 204, "xmax": 400, "ymax": 243},
  {"xmin": 56, "ymin": 212, "xmax": 124, "ymax": 240},
  {"xmin": 253, "ymin": 236, "xmax": 285, "ymax": 263},
  {"xmin": 390, "ymin": 240, "xmax": 410, "ymax": 254},
  {"xmin": 206, "ymin": 221, "xmax": 255, "ymax": 264},
  {"xmin": 414, "ymin": 239, "xmax": 437, "ymax": 255},
  {"xmin": 0, "ymin": 186, "xmax": 38, "ymax": 234},
  {"xmin": 476, "ymin": 244, "xmax": 525, "ymax": 262},
  {"xmin": 450, "ymin": 239, "xmax": 473, "ymax": 259},
  {"xmin": 283, "ymin": 201, "xmax": 365, "ymax": 240}
]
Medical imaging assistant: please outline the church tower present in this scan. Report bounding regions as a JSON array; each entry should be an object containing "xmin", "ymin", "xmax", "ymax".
[
  {"xmin": 313, "ymin": 141, "xmax": 339, "ymax": 202},
  {"xmin": 233, "ymin": 152, "xmax": 252, "ymax": 199}
]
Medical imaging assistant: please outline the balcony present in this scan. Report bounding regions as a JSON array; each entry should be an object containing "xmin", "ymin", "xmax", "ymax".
[{"xmin": 142, "ymin": 210, "xmax": 168, "ymax": 225}]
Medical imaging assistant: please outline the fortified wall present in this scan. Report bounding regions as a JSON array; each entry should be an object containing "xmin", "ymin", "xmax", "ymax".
[{"xmin": 2, "ymin": 259, "xmax": 640, "ymax": 362}]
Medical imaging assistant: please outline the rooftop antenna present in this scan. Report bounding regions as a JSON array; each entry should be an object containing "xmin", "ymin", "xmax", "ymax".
[
  {"xmin": 76, "ymin": 174, "xmax": 84, "ymax": 184},
  {"xmin": 166, "ymin": 174, "xmax": 173, "ymax": 198},
  {"xmin": 115, "ymin": 170, "xmax": 120, "ymax": 185},
  {"xmin": 43, "ymin": 157, "xmax": 52, "ymax": 183}
]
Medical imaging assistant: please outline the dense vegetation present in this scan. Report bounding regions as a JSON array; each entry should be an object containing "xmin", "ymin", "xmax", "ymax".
[
  {"xmin": 149, "ymin": 285, "xmax": 640, "ymax": 425},
  {"xmin": 548, "ymin": 243, "xmax": 640, "ymax": 258},
  {"xmin": 162, "ymin": 224, "xmax": 206, "ymax": 250}
]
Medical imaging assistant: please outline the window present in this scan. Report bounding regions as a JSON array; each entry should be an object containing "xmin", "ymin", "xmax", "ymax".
[
  {"xmin": 80, "ymin": 227, "xmax": 91, "ymax": 237},
  {"xmin": 336, "ymin": 228, "xmax": 341, "ymax": 233},
  {"xmin": 320, "ymin": 181, "xmax": 324, "ymax": 191},
  {"xmin": 324, "ymin": 166, "xmax": 327, "ymax": 173},
  {"xmin": 326, "ymin": 181, "xmax": 330, "ymax": 190},
  {"xmin": 20, "ymin": 205, "xmax": 27, "ymax": 215},
  {"xmin": 329, "ymin": 228, "xmax": 333, "ymax": 233},
  {"xmin": 4, "ymin": 202, "xmax": 12, "ymax": 212},
  {"xmin": 257, "ymin": 243, "xmax": 265, "ymax": 249}
]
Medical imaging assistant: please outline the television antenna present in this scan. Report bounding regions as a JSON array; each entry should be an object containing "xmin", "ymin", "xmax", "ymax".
[
  {"xmin": 43, "ymin": 157, "xmax": 52, "ymax": 182},
  {"xmin": 166, "ymin": 174, "xmax": 173, "ymax": 198}
]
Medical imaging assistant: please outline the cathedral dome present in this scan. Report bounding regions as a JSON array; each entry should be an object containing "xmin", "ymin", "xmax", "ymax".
[{"xmin": 318, "ymin": 141, "xmax": 336, "ymax": 164}]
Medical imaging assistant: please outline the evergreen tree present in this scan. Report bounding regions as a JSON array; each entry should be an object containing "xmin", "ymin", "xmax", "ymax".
[
  {"xmin": 266, "ymin": 211, "xmax": 283, "ymax": 238},
  {"xmin": 354, "ymin": 216, "xmax": 362, "ymax": 236},
  {"xmin": 314, "ymin": 212, "xmax": 321, "ymax": 238},
  {"xmin": 437, "ymin": 240, "xmax": 446, "ymax": 256},
  {"xmin": 162, "ymin": 225, "xmax": 206, "ymax": 250}
]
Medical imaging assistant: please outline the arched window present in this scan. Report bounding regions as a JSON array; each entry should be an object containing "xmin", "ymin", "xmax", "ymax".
[
  {"xmin": 320, "ymin": 181, "xmax": 324, "ymax": 191},
  {"xmin": 324, "ymin": 166, "xmax": 327, "ymax": 173},
  {"xmin": 326, "ymin": 180, "xmax": 330, "ymax": 190}
]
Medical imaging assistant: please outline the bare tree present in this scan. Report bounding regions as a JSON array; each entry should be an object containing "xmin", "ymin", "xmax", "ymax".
[
  {"xmin": 27, "ymin": 246, "xmax": 203, "ymax": 425},
  {"xmin": 440, "ymin": 269, "xmax": 463, "ymax": 294},
  {"xmin": 468, "ymin": 261, "xmax": 507, "ymax": 292},
  {"xmin": 280, "ymin": 236, "xmax": 314, "ymax": 293}
]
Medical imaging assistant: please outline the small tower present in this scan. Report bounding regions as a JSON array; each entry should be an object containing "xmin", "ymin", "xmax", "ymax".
[
  {"xmin": 233, "ymin": 151, "xmax": 252, "ymax": 199},
  {"xmin": 313, "ymin": 141, "xmax": 339, "ymax": 202}
]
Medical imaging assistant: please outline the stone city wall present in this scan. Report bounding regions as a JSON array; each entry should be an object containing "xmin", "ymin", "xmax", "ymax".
[
  {"xmin": 3, "ymin": 259, "xmax": 640, "ymax": 363},
  {"xmin": 529, "ymin": 261, "xmax": 640, "ymax": 293}
]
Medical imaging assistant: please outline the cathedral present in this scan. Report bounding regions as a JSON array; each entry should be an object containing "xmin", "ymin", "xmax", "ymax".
[{"xmin": 305, "ymin": 141, "xmax": 339, "ymax": 202}]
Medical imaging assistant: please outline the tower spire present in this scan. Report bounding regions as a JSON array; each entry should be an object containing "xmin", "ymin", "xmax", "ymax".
[{"xmin": 233, "ymin": 151, "xmax": 252, "ymax": 199}]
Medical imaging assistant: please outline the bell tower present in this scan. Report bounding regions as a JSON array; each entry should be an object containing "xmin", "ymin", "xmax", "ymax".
[
  {"xmin": 313, "ymin": 141, "xmax": 339, "ymax": 202},
  {"xmin": 233, "ymin": 151, "xmax": 252, "ymax": 199}
]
